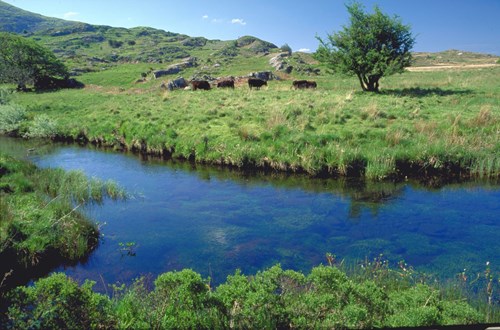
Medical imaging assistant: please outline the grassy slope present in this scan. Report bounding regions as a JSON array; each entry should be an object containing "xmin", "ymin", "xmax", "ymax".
[
  {"xmin": 10, "ymin": 64, "xmax": 500, "ymax": 180},
  {"xmin": 412, "ymin": 50, "xmax": 499, "ymax": 67},
  {"xmin": 0, "ymin": 0, "xmax": 80, "ymax": 33}
]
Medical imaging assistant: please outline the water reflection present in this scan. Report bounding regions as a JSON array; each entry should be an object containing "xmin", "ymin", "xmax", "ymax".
[{"xmin": 1, "ymin": 136, "xmax": 499, "ymax": 292}]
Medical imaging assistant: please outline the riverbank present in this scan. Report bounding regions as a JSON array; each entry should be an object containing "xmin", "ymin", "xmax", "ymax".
[
  {"xmin": 2, "ymin": 66, "xmax": 499, "ymax": 181},
  {"xmin": 0, "ymin": 153, "xmax": 124, "ymax": 291}
]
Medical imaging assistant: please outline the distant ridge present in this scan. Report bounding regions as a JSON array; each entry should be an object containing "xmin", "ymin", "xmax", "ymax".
[
  {"xmin": 0, "ymin": 0, "xmax": 496, "ymax": 73},
  {"xmin": 0, "ymin": 0, "xmax": 287, "ymax": 75},
  {"xmin": 0, "ymin": 0, "xmax": 84, "ymax": 33}
]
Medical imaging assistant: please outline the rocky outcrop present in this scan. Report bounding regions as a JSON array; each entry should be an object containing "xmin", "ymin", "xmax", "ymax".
[
  {"xmin": 153, "ymin": 57, "xmax": 197, "ymax": 79},
  {"xmin": 269, "ymin": 52, "xmax": 293, "ymax": 73},
  {"xmin": 161, "ymin": 77, "xmax": 188, "ymax": 91},
  {"xmin": 248, "ymin": 71, "xmax": 279, "ymax": 81}
]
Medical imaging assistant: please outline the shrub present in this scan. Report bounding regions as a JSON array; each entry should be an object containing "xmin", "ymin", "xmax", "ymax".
[
  {"xmin": 0, "ymin": 104, "xmax": 27, "ymax": 134},
  {"xmin": 108, "ymin": 39, "xmax": 123, "ymax": 48},
  {"xmin": 0, "ymin": 265, "xmax": 488, "ymax": 329},
  {"xmin": 114, "ymin": 269, "xmax": 226, "ymax": 329},
  {"xmin": 24, "ymin": 114, "xmax": 58, "ymax": 138},
  {"xmin": 2, "ymin": 273, "xmax": 116, "ymax": 329},
  {"xmin": 386, "ymin": 284, "xmax": 482, "ymax": 327},
  {"xmin": 280, "ymin": 43, "xmax": 292, "ymax": 55},
  {"xmin": 0, "ymin": 32, "xmax": 68, "ymax": 89},
  {"xmin": 0, "ymin": 87, "xmax": 11, "ymax": 105}
]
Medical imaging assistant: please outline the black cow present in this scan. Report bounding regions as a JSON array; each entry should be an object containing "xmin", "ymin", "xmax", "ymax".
[
  {"xmin": 217, "ymin": 79, "xmax": 235, "ymax": 88},
  {"xmin": 248, "ymin": 78, "xmax": 267, "ymax": 90},
  {"xmin": 292, "ymin": 80, "xmax": 317, "ymax": 89},
  {"xmin": 191, "ymin": 80, "xmax": 211, "ymax": 91}
]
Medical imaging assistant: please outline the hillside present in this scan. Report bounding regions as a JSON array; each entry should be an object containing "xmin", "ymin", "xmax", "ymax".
[
  {"xmin": 412, "ymin": 50, "xmax": 498, "ymax": 67},
  {"xmin": 0, "ymin": 0, "xmax": 306, "ymax": 78},
  {"xmin": 0, "ymin": 0, "xmax": 83, "ymax": 33},
  {"xmin": 0, "ymin": 0, "xmax": 497, "ymax": 79}
]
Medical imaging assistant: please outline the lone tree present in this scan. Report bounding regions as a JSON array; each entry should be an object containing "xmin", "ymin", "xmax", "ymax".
[
  {"xmin": 315, "ymin": 2, "xmax": 415, "ymax": 92},
  {"xmin": 0, "ymin": 32, "xmax": 68, "ymax": 90}
]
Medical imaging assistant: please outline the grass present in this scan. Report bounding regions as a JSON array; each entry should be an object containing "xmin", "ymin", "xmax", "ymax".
[
  {"xmin": 6, "ymin": 65, "xmax": 499, "ymax": 181},
  {"xmin": 0, "ymin": 153, "xmax": 125, "ymax": 291}
]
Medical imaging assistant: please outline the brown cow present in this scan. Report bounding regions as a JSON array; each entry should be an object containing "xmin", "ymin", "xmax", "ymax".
[
  {"xmin": 292, "ymin": 80, "xmax": 317, "ymax": 89},
  {"xmin": 248, "ymin": 78, "xmax": 267, "ymax": 90},
  {"xmin": 191, "ymin": 80, "xmax": 211, "ymax": 91},
  {"xmin": 217, "ymin": 79, "xmax": 235, "ymax": 88}
]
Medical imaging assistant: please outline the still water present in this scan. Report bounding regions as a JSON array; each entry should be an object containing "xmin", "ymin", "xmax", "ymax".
[{"xmin": 1, "ymin": 137, "xmax": 499, "ymax": 290}]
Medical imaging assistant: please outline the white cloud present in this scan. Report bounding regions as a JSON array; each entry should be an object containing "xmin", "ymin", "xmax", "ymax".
[
  {"xmin": 202, "ymin": 15, "xmax": 209, "ymax": 19},
  {"xmin": 63, "ymin": 11, "xmax": 79, "ymax": 19},
  {"xmin": 298, "ymin": 48, "xmax": 311, "ymax": 53},
  {"xmin": 231, "ymin": 18, "xmax": 247, "ymax": 26}
]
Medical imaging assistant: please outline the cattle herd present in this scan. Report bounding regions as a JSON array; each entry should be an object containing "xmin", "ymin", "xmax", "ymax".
[{"xmin": 180, "ymin": 78, "xmax": 317, "ymax": 91}]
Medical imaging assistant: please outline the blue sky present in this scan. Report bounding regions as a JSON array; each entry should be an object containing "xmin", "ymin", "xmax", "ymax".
[{"xmin": 3, "ymin": 0, "xmax": 500, "ymax": 55}]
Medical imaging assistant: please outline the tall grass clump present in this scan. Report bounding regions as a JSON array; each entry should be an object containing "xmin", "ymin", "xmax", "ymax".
[
  {"xmin": 365, "ymin": 155, "xmax": 396, "ymax": 180},
  {"xmin": 0, "ymin": 154, "xmax": 125, "ymax": 291},
  {"xmin": 0, "ymin": 87, "xmax": 12, "ymax": 105},
  {"xmin": 0, "ymin": 104, "xmax": 27, "ymax": 135},
  {"xmin": 23, "ymin": 114, "xmax": 58, "ymax": 139}
]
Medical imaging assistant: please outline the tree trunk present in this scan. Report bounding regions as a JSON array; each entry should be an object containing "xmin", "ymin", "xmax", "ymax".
[
  {"xmin": 357, "ymin": 74, "xmax": 380, "ymax": 92},
  {"xmin": 356, "ymin": 74, "xmax": 367, "ymax": 91},
  {"xmin": 368, "ymin": 75, "xmax": 380, "ymax": 92}
]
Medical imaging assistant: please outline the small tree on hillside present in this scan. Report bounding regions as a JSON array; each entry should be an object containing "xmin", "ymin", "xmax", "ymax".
[
  {"xmin": 315, "ymin": 2, "xmax": 415, "ymax": 92},
  {"xmin": 0, "ymin": 32, "xmax": 68, "ymax": 90},
  {"xmin": 280, "ymin": 43, "xmax": 292, "ymax": 55}
]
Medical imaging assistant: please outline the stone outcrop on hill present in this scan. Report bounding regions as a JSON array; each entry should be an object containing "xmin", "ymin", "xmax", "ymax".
[
  {"xmin": 269, "ymin": 52, "xmax": 293, "ymax": 73},
  {"xmin": 153, "ymin": 57, "xmax": 197, "ymax": 79}
]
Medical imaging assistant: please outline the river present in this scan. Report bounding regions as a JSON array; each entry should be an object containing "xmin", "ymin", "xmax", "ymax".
[{"xmin": 1, "ymin": 136, "xmax": 499, "ymax": 291}]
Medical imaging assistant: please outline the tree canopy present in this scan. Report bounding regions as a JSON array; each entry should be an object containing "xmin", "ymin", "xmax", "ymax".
[
  {"xmin": 315, "ymin": 2, "xmax": 415, "ymax": 92},
  {"xmin": 0, "ymin": 32, "xmax": 68, "ymax": 90}
]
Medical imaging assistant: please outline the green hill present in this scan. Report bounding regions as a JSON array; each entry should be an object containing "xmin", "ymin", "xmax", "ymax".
[
  {"xmin": 0, "ymin": 0, "xmax": 84, "ymax": 33},
  {"xmin": 0, "ymin": 0, "xmax": 496, "ymax": 79},
  {"xmin": 0, "ymin": 0, "xmax": 323, "ymax": 78},
  {"xmin": 412, "ymin": 50, "xmax": 498, "ymax": 67}
]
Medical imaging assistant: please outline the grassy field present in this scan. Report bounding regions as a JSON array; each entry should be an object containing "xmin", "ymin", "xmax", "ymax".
[{"xmin": 6, "ymin": 64, "xmax": 499, "ymax": 181}]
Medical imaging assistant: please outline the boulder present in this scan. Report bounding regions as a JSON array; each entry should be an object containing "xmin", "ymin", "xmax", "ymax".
[
  {"xmin": 166, "ymin": 77, "xmax": 188, "ymax": 91},
  {"xmin": 153, "ymin": 57, "xmax": 198, "ymax": 79},
  {"xmin": 248, "ymin": 71, "xmax": 278, "ymax": 81},
  {"xmin": 153, "ymin": 67, "xmax": 180, "ymax": 78}
]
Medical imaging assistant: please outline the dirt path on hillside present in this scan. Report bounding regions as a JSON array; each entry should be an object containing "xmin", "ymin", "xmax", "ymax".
[{"xmin": 407, "ymin": 63, "xmax": 498, "ymax": 71}]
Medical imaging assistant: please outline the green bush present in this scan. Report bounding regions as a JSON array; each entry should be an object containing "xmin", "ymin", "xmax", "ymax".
[
  {"xmin": 0, "ymin": 104, "xmax": 27, "ymax": 134},
  {"xmin": 3, "ymin": 273, "xmax": 116, "ymax": 329},
  {"xmin": 1, "ymin": 265, "xmax": 487, "ymax": 329},
  {"xmin": 386, "ymin": 284, "xmax": 482, "ymax": 327},
  {"xmin": 0, "ymin": 87, "xmax": 11, "ymax": 105},
  {"xmin": 23, "ymin": 114, "xmax": 57, "ymax": 138},
  {"xmin": 108, "ymin": 39, "xmax": 123, "ymax": 48},
  {"xmin": 113, "ymin": 269, "xmax": 226, "ymax": 329}
]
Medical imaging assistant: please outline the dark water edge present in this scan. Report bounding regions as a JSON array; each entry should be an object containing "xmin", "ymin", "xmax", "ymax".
[
  {"xmin": 47, "ymin": 132, "xmax": 500, "ymax": 183},
  {"xmin": 0, "ymin": 136, "xmax": 499, "ymax": 297}
]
